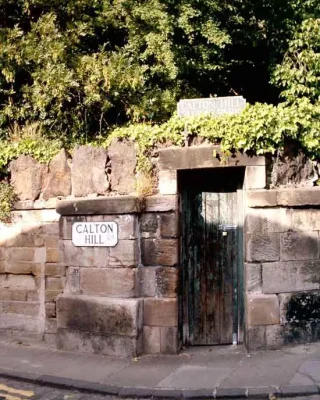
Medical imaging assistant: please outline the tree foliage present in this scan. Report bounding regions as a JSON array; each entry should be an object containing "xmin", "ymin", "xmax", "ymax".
[{"xmin": 1, "ymin": 0, "xmax": 319, "ymax": 140}]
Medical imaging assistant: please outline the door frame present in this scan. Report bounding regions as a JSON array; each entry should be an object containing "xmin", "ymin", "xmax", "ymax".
[{"xmin": 180, "ymin": 186, "xmax": 245, "ymax": 347}]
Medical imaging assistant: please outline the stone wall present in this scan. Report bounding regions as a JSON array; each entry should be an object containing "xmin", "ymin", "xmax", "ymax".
[
  {"xmin": 1, "ymin": 143, "xmax": 320, "ymax": 356},
  {"xmin": 0, "ymin": 204, "xmax": 60, "ymax": 344},
  {"xmin": 54, "ymin": 195, "xmax": 179, "ymax": 357},
  {"xmin": 245, "ymin": 188, "xmax": 320, "ymax": 349}
]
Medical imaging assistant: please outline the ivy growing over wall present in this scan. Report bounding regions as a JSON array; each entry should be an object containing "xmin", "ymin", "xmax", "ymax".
[{"xmin": 0, "ymin": 97, "xmax": 319, "ymax": 174}]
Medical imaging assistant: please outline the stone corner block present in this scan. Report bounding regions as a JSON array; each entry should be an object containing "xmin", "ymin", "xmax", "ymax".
[
  {"xmin": 247, "ymin": 294, "xmax": 280, "ymax": 326},
  {"xmin": 141, "ymin": 238, "xmax": 178, "ymax": 266},
  {"xmin": 143, "ymin": 298, "xmax": 178, "ymax": 327},
  {"xmin": 246, "ymin": 233, "xmax": 280, "ymax": 262},
  {"xmin": 245, "ymin": 166, "xmax": 266, "ymax": 190},
  {"xmin": 57, "ymin": 294, "xmax": 143, "ymax": 337},
  {"xmin": 158, "ymin": 170, "xmax": 178, "ymax": 195}
]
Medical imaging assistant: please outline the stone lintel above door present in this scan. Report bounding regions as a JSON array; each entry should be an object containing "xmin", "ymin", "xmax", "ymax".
[{"xmin": 158, "ymin": 146, "xmax": 266, "ymax": 194}]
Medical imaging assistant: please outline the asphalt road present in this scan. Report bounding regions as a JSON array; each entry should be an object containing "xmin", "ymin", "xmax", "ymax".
[
  {"xmin": 0, "ymin": 377, "xmax": 320, "ymax": 400},
  {"xmin": 0, "ymin": 377, "xmax": 116, "ymax": 400}
]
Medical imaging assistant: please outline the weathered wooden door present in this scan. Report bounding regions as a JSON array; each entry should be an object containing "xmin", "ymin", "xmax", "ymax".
[{"xmin": 182, "ymin": 190, "xmax": 240, "ymax": 345}]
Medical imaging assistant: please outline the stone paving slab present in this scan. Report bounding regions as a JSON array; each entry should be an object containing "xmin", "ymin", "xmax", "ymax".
[{"xmin": 0, "ymin": 340, "xmax": 320, "ymax": 398}]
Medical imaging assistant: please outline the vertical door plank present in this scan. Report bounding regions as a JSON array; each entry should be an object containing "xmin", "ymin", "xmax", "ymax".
[
  {"xmin": 191, "ymin": 192, "xmax": 207, "ymax": 345},
  {"xmin": 204, "ymin": 192, "xmax": 220, "ymax": 344}
]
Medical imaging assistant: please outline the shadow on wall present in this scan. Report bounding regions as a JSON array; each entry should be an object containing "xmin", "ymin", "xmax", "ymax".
[
  {"xmin": 0, "ymin": 202, "xmax": 319, "ymax": 352},
  {"xmin": 245, "ymin": 206, "xmax": 320, "ymax": 349}
]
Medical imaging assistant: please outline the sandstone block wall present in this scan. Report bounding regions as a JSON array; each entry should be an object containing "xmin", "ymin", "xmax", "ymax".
[
  {"xmin": 0, "ymin": 206, "xmax": 60, "ymax": 343},
  {"xmin": 245, "ymin": 188, "xmax": 320, "ymax": 350},
  {"xmin": 54, "ymin": 195, "xmax": 179, "ymax": 356},
  {"xmin": 1, "ymin": 142, "xmax": 319, "ymax": 356}
]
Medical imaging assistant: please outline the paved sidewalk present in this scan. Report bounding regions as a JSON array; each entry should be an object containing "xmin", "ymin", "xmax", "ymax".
[{"xmin": 0, "ymin": 340, "xmax": 320, "ymax": 398}]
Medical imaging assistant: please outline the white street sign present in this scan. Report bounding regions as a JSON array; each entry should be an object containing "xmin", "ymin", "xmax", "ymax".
[{"xmin": 72, "ymin": 222, "xmax": 118, "ymax": 247}]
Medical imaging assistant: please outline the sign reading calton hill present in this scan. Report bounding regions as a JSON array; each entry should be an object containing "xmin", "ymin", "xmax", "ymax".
[
  {"xmin": 177, "ymin": 96, "xmax": 246, "ymax": 117},
  {"xmin": 72, "ymin": 222, "xmax": 118, "ymax": 247}
]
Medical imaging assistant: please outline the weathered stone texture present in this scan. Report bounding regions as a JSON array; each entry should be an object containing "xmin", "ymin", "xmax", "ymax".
[
  {"xmin": 160, "ymin": 326, "xmax": 178, "ymax": 354},
  {"xmin": 144, "ymin": 298, "xmax": 178, "ymax": 326},
  {"xmin": 246, "ymin": 233, "xmax": 280, "ymax": 262},
  {"xmin": 42, "ymin": 149, "xmax": 71, "ymax": 200},
  {"xmin": 10, "ymin": 155, "xmax": 47, "ymax": 201},
  {"xmin": 109, "ymin": 240, "xmax": 138, "ymax": 267},
  {"xmin": 57, "ymin": 295, "xmax": 142, "ymax": 337},
  {"xmin": 72, "ymin": 145, "xmax": 109, "ymax": 197},
  {"xmin": 57, "ymin": 196, "xmax": 143, "ymax": 216},
  {"xmin": 60, "ymin": 241, "xmax": 109, "ymax": 267},
  {"xmin": 245, "ymin": 263, "xmax": 262, "ymax": 293},
  {"xmin": 5, "ymin": 261, "xmax": 40, "ymax": 275},
  {"xmin": 245, "ymin": 208, "xmax": 289, "ymax": 234},
  {"xmin": 6, "ymin": 247, "xmax": 35, "ymax": 262},
  {"xmin": 1, "ymin": 301, "xmax": 40, "ymax": 316},
  {"xmin": 247, "ymin": 294, "xmax": 280, "ymax": 326},
  {"xmin": 45, "ymin": 264, "xmax": 66, "ymax": 277},
  {"xmin": 140, "ymin": 268, "xmax": 156, "ymax": 297},
  {"xmin": 46, "ymin": 277, "xmax": 64, "ymax": 291},
  {"xmin": 158, "ymin": 170, "xmax": 177, "ymax": 195},
  {"xmin": 262, "ymin": 260, "xmax": 320, "ymax": 294},
  {"xmin": 280, "ymin": 231, "xmax": 319, "ymax": 261},
  {"xmin": 0, "ymin": 313, "xmax": 40, "ymax": 332},
  {"xmin": 80, "ymin": 268, "xmax": 138, "ymax": 297},
  {"xmin": 65, "ymin": 267, "xmax": 80, "ymax": 294},
  {"xmin": 46, "ymin": 248, "xmax": 60, "ymax": 263},
  {"xmin": 141, "ymin": 239, "xmax": 178, "ymax": 266},
  {"xmin": 270, "ymin": 150, "xmax": 318, "ymax": 188},
  {"xmin": 245, "ymin": 166, "xmax": 266, "ymax": 189},
  {"xmin": 143, "ymin": 326, "xmax": 160, "ymax": 354},
  {"xmin": 5, "ymin": 233, "xmax": 44, "ymax": 248},
  {"xmin": 0, "ymin": 274, "xmax": 36, "ymax": 290},
  {"xmin": 158, "ymin": 146, "xmax": 265, "ymax": 170},
  {"xmin": 140, "ymin": 214, "xmax": 159, "ymax": 238},
  {"xmin": 108, "ymin": 140, "xmax": 137, "ymax": 194},
  {"xmin": 145, "ymin": 196, "xmax": 178, "ymax": 212},
  {"xmin": 160, "ymin": 213, "xmax": 178, "ymax": 238},
  {"xmin": 140, "ymin": 267, "xmax": 178, "ymax": 298},
  {"xmin": 57, "ymin": 328, "xmax": 142, "ymax": 357},
  {"xmin": 277, "ymin": 188, "xmax": 320, "ymax": 206},
  {"xmin": 156, "ymin": 268, "xmax": 178, "ymax": 297},
  {"xmin": 246, "ymin": 190, "xmax": 277, "ymax": 208},
  {"xmin": 291, "ymin": 209, "xmax": 320, "ymax": 231}
]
